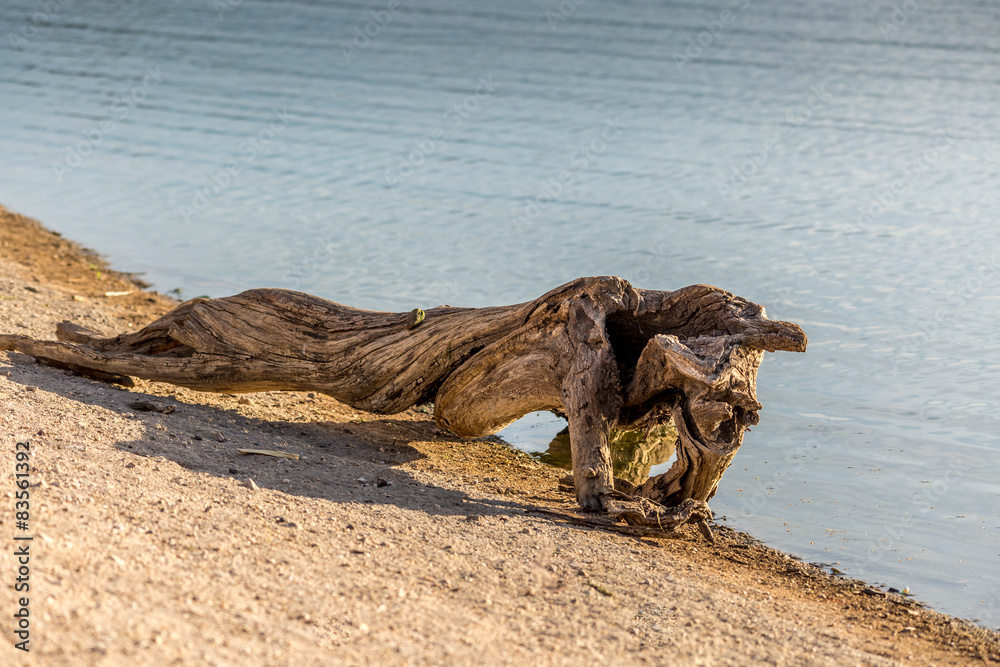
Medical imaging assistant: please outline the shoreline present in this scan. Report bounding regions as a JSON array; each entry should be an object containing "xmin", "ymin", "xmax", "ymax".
[{"xmin": 2, "ymin": 203, "xmax": 998, "ymax": 665}]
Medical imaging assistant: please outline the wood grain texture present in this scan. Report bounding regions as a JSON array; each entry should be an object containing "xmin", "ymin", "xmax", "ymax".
[{"xmin": 1, "ymin": 276, "xmax": 806, "ymax": 512}]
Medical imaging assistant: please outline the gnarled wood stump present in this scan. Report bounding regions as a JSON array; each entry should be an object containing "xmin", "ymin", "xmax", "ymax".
[{"xmin": 0, "ymin": 276, "xmax": 805, "ymax": 512}]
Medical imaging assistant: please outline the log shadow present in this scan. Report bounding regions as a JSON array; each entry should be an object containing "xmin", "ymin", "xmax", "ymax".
[{"xmin": 4, "ymin": 355, "xmax": 552, "ymax": 521}]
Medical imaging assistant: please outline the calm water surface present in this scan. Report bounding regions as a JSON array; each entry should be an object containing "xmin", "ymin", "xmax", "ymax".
[{"xmin": 1, "ymin": 0, "xmax": 998, "ymax": 624}]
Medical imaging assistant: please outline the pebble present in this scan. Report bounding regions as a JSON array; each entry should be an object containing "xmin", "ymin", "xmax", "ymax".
[{"xmin": 243, "ymin": 478, "xmax": 259, "ymax": 491}]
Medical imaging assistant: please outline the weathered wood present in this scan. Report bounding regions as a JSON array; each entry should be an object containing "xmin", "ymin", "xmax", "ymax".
[
  {"xmin": 530, "ymin": 498, "xmax": 715, "ymax": 540},
  {"xmin": 0, "ymin": 276, "xmax": 806, "ymax": 513}
]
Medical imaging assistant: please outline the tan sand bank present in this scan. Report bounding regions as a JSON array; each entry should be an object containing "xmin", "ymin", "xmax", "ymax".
[{"xmin": 1, "ymin": 205, "xmax": 998, "ymax": 666}]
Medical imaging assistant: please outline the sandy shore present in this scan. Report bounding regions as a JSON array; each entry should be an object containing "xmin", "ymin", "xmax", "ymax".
[{"xmin": 1, "ymin": 204, "xmax": 998, "ymax": 666}]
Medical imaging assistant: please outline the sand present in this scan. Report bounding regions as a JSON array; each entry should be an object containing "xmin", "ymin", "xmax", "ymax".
[{"xmin": 1, "ymin": 204, "xmax": 998, "ymax": 666}]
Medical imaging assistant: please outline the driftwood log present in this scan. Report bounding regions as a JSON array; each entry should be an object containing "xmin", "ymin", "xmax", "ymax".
[{"xmin": 0, "ymin": 276, "xmax": 805, "ymax": 514}]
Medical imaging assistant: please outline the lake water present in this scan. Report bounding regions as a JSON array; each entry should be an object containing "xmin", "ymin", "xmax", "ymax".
[{"xmin": 2, "ymin": 0, "xmax": 998, "ymax": 625}]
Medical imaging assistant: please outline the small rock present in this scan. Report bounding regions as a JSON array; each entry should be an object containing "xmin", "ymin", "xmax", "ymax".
[
  {"xmin": 238, "ymin": 397, "xmax": 253, "ymax": 405},
  {"xmin": 244, "ymin": 478, "xmax": 259, "ymax": 491},
  {"xmin": 193, "ymin": 435, "xmax": 203, "ymax": 441},
  {"xmin": 129, "ymin": 400, "xmax": 175, "ymax": 414},
  {"xmin": 228, "ymin": 468, "xmax": 239, "ymax": 475},
  {"xmin": 213, "ymin": 432, "xmax": 228, "ymax": 443},
  {"xmin": 307, "ymin": 393, "xmax": 316, "ymax": 399},
  {"xmin": 376, "ymin": 477, "xmax": 390, "ymax": 487},
  {"xmin": 356, "ymin": 477, "xmax": 368, "ymax": 485}
]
